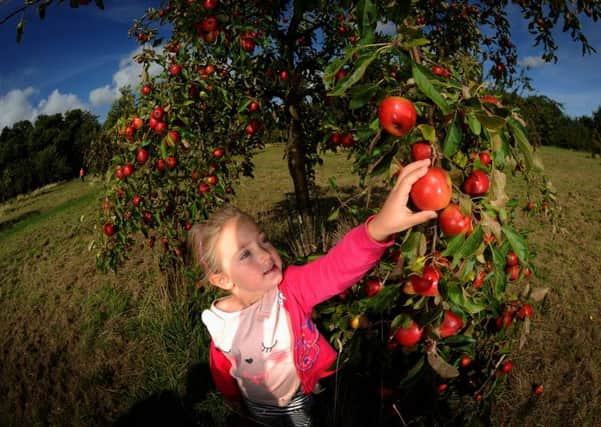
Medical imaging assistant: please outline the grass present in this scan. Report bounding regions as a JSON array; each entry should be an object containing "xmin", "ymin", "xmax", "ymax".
[{"xmin": 1, "ymin": 144, "xmax": 600, "ymax": 426}]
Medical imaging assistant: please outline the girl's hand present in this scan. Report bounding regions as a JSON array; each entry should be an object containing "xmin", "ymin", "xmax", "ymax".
[{"xmin": 367, "ymin": 159, "xmax": 438, "ymax": 242}]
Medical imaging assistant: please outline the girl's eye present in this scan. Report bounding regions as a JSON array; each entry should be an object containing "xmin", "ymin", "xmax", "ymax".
[{"xmin": 240, "ymin": 249, "xmax": 251, "ymax": 260}]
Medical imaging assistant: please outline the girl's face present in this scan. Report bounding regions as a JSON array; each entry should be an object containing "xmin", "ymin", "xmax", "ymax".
[{"xmin": 213, "ymin": 216, "xmax": 283, "ymax": 303}]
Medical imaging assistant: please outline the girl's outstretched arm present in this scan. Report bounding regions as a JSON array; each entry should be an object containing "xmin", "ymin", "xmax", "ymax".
[{"xmin": 282, "ymin": 159, "xmax": 437, "ymax": 311}]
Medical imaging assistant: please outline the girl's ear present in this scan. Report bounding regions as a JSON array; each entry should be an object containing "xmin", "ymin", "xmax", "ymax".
[{"xmin": 208, "ymin": 272, "xmax": 234, "ymax": 291}]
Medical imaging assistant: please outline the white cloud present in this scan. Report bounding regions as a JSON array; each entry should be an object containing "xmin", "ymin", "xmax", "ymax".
[
  {"xmin": 0, "ymin": 87, "xmax": 87, "ymax": 129},
  {"xmin": 90, "ymin": 85, "xmax": 119, "ymax": 107},
  {"xmin": 520, "ymin": 56, "xmax": 547, "ymax": 68},
  {"xmin": 0, "ymin": 87, "xmax": 37, "ymax": 129},
  {"xmin": 88, "ymin": 47, "xmax": 162, "ymax": 107},
  {"xmin": 38, "ymin": 89, "xmax": 86, "ymax": 115}
]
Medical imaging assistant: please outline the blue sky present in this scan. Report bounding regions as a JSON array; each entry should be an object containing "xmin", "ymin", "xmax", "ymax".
[{"xmin": 1, "ymin": 1, "xmax": 600, "ymax": 130}]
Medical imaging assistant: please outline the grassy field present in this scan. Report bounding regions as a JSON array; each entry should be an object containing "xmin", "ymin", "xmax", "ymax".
[{"xmin": 1, "ymin": 144, "xmax": 600, "ymax": 426}]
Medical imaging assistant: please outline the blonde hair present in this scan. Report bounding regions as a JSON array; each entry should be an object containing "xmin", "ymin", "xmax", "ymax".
[{"xmin": 188, "ymin": 206, "xmax": 256, "ymax": 274}]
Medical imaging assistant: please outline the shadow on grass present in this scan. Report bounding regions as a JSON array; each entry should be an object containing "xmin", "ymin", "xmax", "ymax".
[
  {"xmin": 113, "ymin": 363, "xmax": 224, "ymax": 427},
  {"xmin": 0, "ymin": 210, "xmax": 41, "ymax": 232}
]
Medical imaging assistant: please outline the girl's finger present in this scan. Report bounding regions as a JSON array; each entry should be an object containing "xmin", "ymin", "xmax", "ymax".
[{"xmin": 397, "ymin": 159, "xmax": 430, "ymax": 182}]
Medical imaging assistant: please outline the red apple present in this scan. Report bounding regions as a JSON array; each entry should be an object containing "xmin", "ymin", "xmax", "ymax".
[
  {"xmin": 460, "ymin": 355, "xmax": 472, "ymax": 368},
  {"xmin": 394, "ymin": 320, "xmax": 423, "ymax": 347},
  {"xmin": 463, "ymin": 170, "xmax": 490, "ymax": 196},
  {"xmin": 517, "ymin": 303, "xmax": 533, "ymax": 320},
  {"xmin": 410, "ymin": 167, "xmax": 452, "ymax": 211},
  {"xmin": 156, "ymin": 159, "xmax": 166, "ymax": 172},
  {"xmin": 199, "ymin": 16, "xmax": 219, "ymax": 32},
  {"xmin": 364, "ymin": 279, "xmax": 383, "ymax": 297},
  {"xmin": 500, "ymin": 360, "xmax": 513, "ymax": 374},
  {"xmin": 197, "ymin": 182, "xmax": 210, "ymax": 193},
  {"xmin": 329, "ymin": 132, "xmax": 341, "ymax": 145},
  {"xmin": 409, "ymin": 265, "xmax": 440, "ymax": 296},
  {"xmin": 207, "ymin": 175, "xmax": 218, "ymax": 185},
  {"xmin": 203, "ymin": 0, "xmax": 218, "ymax": 9},
  {"xmin": 152, "ymin": 106, "xmax": 164, "ymax": 120},
  {"xmin": 166, "ymin": 156, "xmax": 177, "ymax": 169},
  {"xmin": 437, "ymin": 310, "xmax": 464, "ymax": 338},
  {"xmin": 142, "ymin": 84, "xmax": 152, "ymax": 96},
  {"xmin": 473, "ymin": 271, "xmax": 486, "ymax": 289},
  {"xmin": 103, "ymin": 223, "xmax": 116, "ymax": 237},
  {"xmin": 240, "ymin": 36, "xmax": 256, "ymax": 52},
  {"xmin": 411, "ymin": 141, "xmax": 432, "ymax": 161},
  {"xmin": 378, "ymin": 96, "xmax": 417, "ymax": 137},
  {"xmin": 122, "ymin": 163, "xmax": 134, "ymax": 177},
  {"xmin": 431, "ymin": 66, "xmax": 451, "ymax": 78},
  {"xmin": 154, "ymin": 121, "xmax": 167, "ymax": 135},
  {"xmin": 167, "ymin": 130, "xmax": 180, "ymax": 146},
  {"xmin": 124, "ymin": 126, "xmax": 135, "ymax": 140},
  {"xmin": 132, "ymin": 117, "xmax": 144, "ymax": 130},
  {"xmin": 170, "ymin": 63, "xmax": 182, "ymax": 76},
  {"xmin": 341, "ymin": 132, "xmax": 354, "ymax": 147},
  {"xmin": 279, "ymin": 70, "xmax": 289, "ymax": 81},
  {"xmin": 248, "ymin": 101, "xmax": 260, "ymax": 113},
  {"xmin": 505, "ymin": 265, "xmax": 520, "ymax": 281},
  {"xmin": 136, "ymin": 148, "xmax": 149, "ymax": 164},
  {"xmin": 335, "ymin": 69, "xmax": 347, "ymax": 80},
  {"xmin": 439, "ymin": 204, "xmax": 471, "ymax": 236},
  {"xmin": 506, "ymin": 251, "xmax": 518, "ymax": 267},
  {"xmin": 479, "ymin": 151, "xmax": 491, "ymax": 165},
  {"xmin": 213, "ymin": 148, "xmax": 224, "ymax": 158},
  {"xmin": 133, "ymin": 195, "xmax": 142, "ymax": 206}
]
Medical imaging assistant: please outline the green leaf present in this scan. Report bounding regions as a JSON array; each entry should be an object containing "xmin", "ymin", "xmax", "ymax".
[
  {"xmin": 442, "ymin": 116, "xmax": 461, "ymax": 157},
  {"xmin": 160, "ymin": 140, "xmax": 168, "ymax": 160},
  {"xmin": 349, "ymin": 83, "xmax": 379, "ymax": 110},
  {"xmin": 502, "ymin": 225, "xmax": 529, "ymax": 263},
  {"xmin": 327, "ymin": 208, "xmax": 339, "ymax": 222},
  {"xmin": 508, "ymin": 117, "xmax": 543, "ymax": 172},
  {"xmin": 369, "ymin": 145, "xmax": 398, "ymax": 178},
  {"xmin": 16, "ymin": 18, "xmax": 24, "ymax": 44},
  {"xmin": 356, "ymin": 0, "xmax": 377, "ymax": 44},
  {"xmin": 474, "ymin": 112, "xmax": 506, "ymax": 130},
  {"xmin": 418, "ymin": 124, "xmax": 436, "ymax": 142},
  {"xmin": 451, "ymin": 226, "xmax": 484, "ymax": 268},
  {"xmin": 441, "ymin": 234, "xmax": 466, "ymax": 257},
  {"xmin": 442, "ymin": 334, "xmax": 476, "ymax": 346},
  {"xmin": 467, "ymin": 112, "xmax": 481, "ymax": 136},
  {"xmin": 237, "ymin": 99, "xmax": 251, "ymax": 113},
  {"xmin": 399, "ymin": 356, "xmax": 425, "ymax": 386},
  {"xmin": 400, "ymin": 38, "xmax": 430, "ymax": 48},
  {"xmin": 412, "ymin": 63, "xmax": 451, "ymax": 115},
  {"xmin": 401, "ymin": 231, "xmax": 425, "ymax": 260},
  {"xmin": 330, "ymin": 50, "xmax": 379, "ymax": 97},
  {"xmin": 445, "ymin": 284, "xmax": 487, "ymax": 314},
  {"xmin": 491, "ymin": 245, "xmax": 507, "ymax": 295},
  {"xmin": 323, "ymin": 56, "xmax": 348, "ymax": 91}
]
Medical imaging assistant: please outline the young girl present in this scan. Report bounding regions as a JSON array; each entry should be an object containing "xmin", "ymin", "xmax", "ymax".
[{"xmin": 189, "ymin": 159, "xmax": 437, "ymax": 426}]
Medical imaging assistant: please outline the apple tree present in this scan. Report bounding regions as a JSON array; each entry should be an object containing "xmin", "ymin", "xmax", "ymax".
[{"xmin": 85, "ymin": 0, "xmax": 601, "ymax": 422}]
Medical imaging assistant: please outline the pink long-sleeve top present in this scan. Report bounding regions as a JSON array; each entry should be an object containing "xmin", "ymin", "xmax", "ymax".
[{"xmin": 202, "ymin": 217, "xmax": 394, "ymax": 406}]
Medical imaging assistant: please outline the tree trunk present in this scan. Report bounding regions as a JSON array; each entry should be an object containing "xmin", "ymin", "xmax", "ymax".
[{"xmin": 286, "ymin": 119, "xmax": 310, "ymax": 214}]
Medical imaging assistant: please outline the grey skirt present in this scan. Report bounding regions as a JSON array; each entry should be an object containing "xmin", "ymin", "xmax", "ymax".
[{"xmin": 244, "ymin": 389, "xmax": 315, "ymax": 427}]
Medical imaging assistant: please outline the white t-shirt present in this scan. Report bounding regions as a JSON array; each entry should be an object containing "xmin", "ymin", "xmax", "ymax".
[{"xmin": 202, "ymin": 286, "xmax": 302, "ymax": 407}]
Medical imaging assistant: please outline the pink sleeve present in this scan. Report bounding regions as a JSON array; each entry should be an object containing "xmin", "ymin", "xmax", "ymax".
[
  {"xmin": 209, "ymin": 340, "xmax": 242, "ymax": 403},
  {"xmin": 282, "ymin": 216, "xmax": 394, "ymax": 312}
]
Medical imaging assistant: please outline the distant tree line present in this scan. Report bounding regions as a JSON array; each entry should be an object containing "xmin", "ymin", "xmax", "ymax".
[
  {"xmin": 506, "ymin": 93, "xmax": 601, "ymax": 156},
  {"xmin": 0, "ymin": 110, "xmax": 100, "ymax": 201},
  {"xmin": 1, "ymin": 89, "xmax": 600, "ymax": 202}
]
